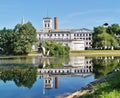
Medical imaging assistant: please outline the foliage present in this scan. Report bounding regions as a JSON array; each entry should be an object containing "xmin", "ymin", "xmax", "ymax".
[
  {"xmin": 81, "ymin": 71, "xmax": 120, "ymax": 98},
  {"xmin": 0, "ymin": 28, "xmax": 16, "ymax": 55},
  {"xmin": 0, "ymin": 22, "xmax": 37, "ymax": 55},
  {"xmin": 13, "ymin": 22, "xmax": 37, "ymax": 55},
  {"xmin": 43, "ymin": 40, "xmax": 70, "ymax": 56},
  {"xmin": 107, "ymin": 24, "xmax": 120, "ymax": 35},
  {"xmin": 92, "ymin": 25, "xmax": 118, "ymax": 49}
]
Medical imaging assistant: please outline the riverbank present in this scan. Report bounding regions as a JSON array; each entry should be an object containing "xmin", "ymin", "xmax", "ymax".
[
  {"xmin": 66, "ymin": 68, "xmax": 120, "ymax": 98},
  {"xmin": 70, "ymin": 50, "xmax": 120, "ymax": 56},
  {"xmin": 28, "ymin": 50, "xmax": 120, "ymax": 57}
]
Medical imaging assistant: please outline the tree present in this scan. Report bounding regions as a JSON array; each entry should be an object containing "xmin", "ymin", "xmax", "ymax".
[
  {"xmin": 0, "ymin": 22, "xmax": 37, "ymax": 55},
  {"xmin": 43, "ymin": 41, "xmax": 70, "ymax": 56},
  {"xmin": 13, "ymin": 22, "xmax": 37, "ymax": 55},
  {"xmin": 92, "ymin": 25, "xmax": 118, "ymax": 49},
  {"xmin": 92, "ymin": 26, "xmax": 106, "ymax": 48},
  {"xmin": 97, "ymin": 32, "xmax": 118, "ymax": 49},
  {"xmin": 107, "ymin": 24, "xmax": 120, "ymax": 35},
  {"xmin": 0, "ymin": 28, "xmax": 16, "ymax": 55}
]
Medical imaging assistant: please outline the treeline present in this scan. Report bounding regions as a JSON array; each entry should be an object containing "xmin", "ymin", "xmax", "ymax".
[
  {"xmin": 0, "ymin": 22, "xmax": 37, "ymax": 55},
  {"xmin": 93, "ymin": 23, "xmax": 120, "ymax": 50}
]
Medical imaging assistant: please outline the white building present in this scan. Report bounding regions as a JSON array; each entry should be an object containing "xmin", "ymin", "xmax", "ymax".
[
  {"xmin": 34, "ymin": 17, "xmax": 93, "ymax": 51},
  {"xmin": 36, "ymin": 28, "xmax": 93, "ymax": 50}
]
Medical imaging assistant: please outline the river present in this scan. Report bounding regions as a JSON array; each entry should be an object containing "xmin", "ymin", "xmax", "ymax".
[{"xmin": 0, "ymin": 55, "xmax": 119, "ymax": 98}]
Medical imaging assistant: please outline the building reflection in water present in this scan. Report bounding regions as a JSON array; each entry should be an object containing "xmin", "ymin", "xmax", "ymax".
[
  {"xmin": 33, "ymin": 56, "xmax": 94, "ymax": 94},
  {"xmin": 64, "ymin": 56, "xmax": 93, "ymax": 72},
  {"xmin": 42, "ymin": 75, "xmax": 58, "ymax": 94},
  {"xmin": 32, "ymin": 56, "xmax": 93, "ymax": 70}
]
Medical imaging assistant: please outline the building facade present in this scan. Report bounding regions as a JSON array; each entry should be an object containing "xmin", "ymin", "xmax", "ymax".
[
  {"xmin": 36, "ymin": 28, "xmax": 93, "ymax": 50},
  {"xmin": 34, "ymin": 17, "xmax": 93, "ymax": 51}
]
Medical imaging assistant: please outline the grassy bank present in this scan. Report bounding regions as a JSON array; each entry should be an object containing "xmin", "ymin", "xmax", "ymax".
[
  {"xmin": 70, "ymin": 50, "xmax": 120, "ymax": 56},
  {"xmin": 80, "ymin": 71, "xmax": 120, "ymax": 98}
]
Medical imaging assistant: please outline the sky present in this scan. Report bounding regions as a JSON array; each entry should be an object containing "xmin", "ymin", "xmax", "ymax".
[{"xmin": 0, "ymin": 0, "xmax": 120, "ymax": 30}]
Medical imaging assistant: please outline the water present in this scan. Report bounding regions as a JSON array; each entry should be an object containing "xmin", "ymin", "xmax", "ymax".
[
  {"xmin": 0, "ymin": 76, "xmax": 94, "ymax": 98},
  {"xmin": 0, "ymin": 56, "xmax": 119, "ymax": 98}
]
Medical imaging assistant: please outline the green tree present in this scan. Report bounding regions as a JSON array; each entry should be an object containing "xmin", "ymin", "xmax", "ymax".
[
  {"xmin": 106, "ymin": 24, "xmax": 120, "ymax": 49},
  {"xmin": 13, "ymin": 22, "xmax": 37, "ymax": 55},
  {"xmin": 93, "ymin": 26, "xmax": 118, "ymax": 49},
  {"xmin": 0, "ymin": 28, "xmax": 16, "ymax": 55},
  {"xmin": 92, "ymin": 26, "xmax": 105, "ymax": 48},
  {"xmin": 107, "ymin": 24, "xmax": 120, "ymax": 35},
  {"xmin": 43, "ymin": 41, "xmax": 70, "ymax": 56}
]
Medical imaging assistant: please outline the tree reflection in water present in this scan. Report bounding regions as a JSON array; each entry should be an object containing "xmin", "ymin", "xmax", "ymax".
[
  {"xmin": 0, "ymin": 65, "xmax": 37, "ymax": 88},
  {"xmin": 93, "ymin": 56, "xmax": 120, "ymax": 79}
]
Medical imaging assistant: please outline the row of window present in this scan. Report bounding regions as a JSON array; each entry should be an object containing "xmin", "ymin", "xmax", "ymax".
[
  {"xmin": 74, "ymin": 33, "xmax": 91, "ymax": 36},
  {"xmin": 74, "ymin": 37, "xmax": 91, "ymax": 40},
  {"xmin": 86, "ymin": 42, "xmax": 91, "ymax": 45},
  {"xmin": 39, "ymin": 33, "xmax": 69, "ymax": 37},
  {"xmin": 39, "ymin": 33, "xmax": 92, "ymax": 37}
]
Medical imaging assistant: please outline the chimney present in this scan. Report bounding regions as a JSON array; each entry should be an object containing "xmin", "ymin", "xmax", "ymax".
[
  {"xmin": 55, "ymin": 76, "xmax": 58, "ymax": 89},
  {"xmin": 54, "ymin": 17, "xmax": 58, "ymax": 29},
  {"xmin": 21, "ymin": 16, "xmax": 24, "ymax": 25}
]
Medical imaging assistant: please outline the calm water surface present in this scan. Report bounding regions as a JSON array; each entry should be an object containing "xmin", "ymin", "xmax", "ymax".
[{"xmin": 0, "ymin": 56, "xmax": 119, "ymax": 98}]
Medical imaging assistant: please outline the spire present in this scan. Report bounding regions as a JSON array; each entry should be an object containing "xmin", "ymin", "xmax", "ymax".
[{"xmin": 21, "ymin": 16, "xmax": 24, "ymax": 25}]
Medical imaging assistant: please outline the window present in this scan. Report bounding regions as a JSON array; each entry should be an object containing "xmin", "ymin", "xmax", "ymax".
[
  {"xmin": 45, "ymin": 24, "xmax": 46, "ymax": 27},
  {"xmin": 62, "ymin": 34, "xmax": 64, "ymax": 36},
  {"xmin": 48, "ymin": 24, "xmax": 50, "ymax": 27}
]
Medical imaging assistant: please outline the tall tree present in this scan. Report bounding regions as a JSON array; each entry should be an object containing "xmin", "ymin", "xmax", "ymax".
[
  {"xmin": 13, "ymin": 22, "xmax": 37, "ymax": 55},
  {"xmin": 0, "ymin": 28, "xmax": 15, "ymax": 55},
  {"xmin": 92, "ymin": 26, "xmax": 118, "ymax": 49},
  {"xmin": 107, "ymin": 24, "xmax": 120, "ymax": 35}
]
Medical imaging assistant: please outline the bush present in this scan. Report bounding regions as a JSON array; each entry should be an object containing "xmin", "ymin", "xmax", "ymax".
[{"xmin": 44, "ymin": 41, "xmax": 70, "ymax": 56}]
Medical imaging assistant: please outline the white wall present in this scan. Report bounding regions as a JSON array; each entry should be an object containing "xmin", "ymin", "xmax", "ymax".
[{"xmin": 70, "ymin": 40, "xmax": 85, "ymax": 51}]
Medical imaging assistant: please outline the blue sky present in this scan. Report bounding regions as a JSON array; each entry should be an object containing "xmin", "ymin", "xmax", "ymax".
[{"xmin": 0, "ymin": 0, "xmax": 120, "ymax": 30}]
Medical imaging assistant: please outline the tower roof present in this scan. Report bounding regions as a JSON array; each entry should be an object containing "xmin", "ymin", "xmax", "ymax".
[{"xmin": 43, "ymin": 17, "xmax": 51, "ymax": 19}]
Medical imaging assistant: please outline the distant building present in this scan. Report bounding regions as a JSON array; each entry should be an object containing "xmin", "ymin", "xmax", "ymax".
[{"xmin": 34, "ymin": 17, "xmax": 93, "ymax": 51}]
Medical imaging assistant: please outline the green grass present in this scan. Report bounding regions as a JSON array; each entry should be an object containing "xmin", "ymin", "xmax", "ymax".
[
  {"xmin": 70, "ymin": 50, "xmax": 120, "ymax": 56},
  {"xmin": 81, "ymin": 71, "xmax": 120, "ymax": 98},
  {"xmin": 71, "ymin": 50, "xmax": 120, "ymax": 53}
]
